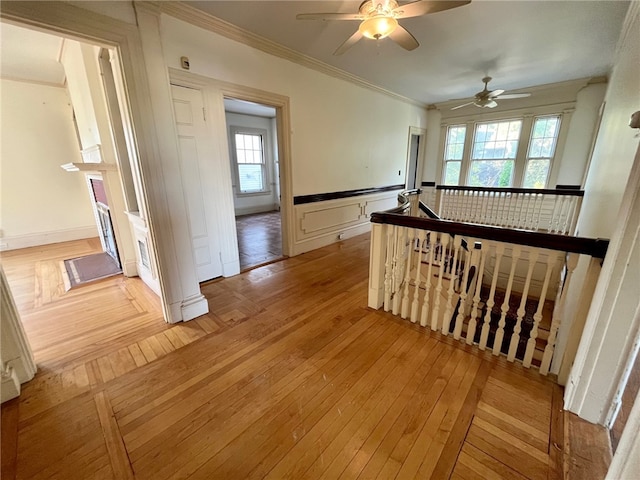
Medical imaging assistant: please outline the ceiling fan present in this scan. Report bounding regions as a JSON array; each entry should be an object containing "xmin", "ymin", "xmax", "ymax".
[
  {"xmin": 451, "ymin": 77, "xmax": 532, "ymax": 110},
  {"xmin": 296, "ymin": 0, "xmax": 471, "ymax": 56}
]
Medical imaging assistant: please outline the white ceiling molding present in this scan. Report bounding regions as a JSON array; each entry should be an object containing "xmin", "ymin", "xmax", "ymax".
[{"xmin": 155, "ymin": 1, "xmax": 426, "ymax": 108}]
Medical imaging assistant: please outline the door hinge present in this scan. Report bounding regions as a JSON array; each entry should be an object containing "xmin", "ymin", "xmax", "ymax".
[{"xmin": 202, "ymin": 107, "xmax": 206, "ymax": 121}]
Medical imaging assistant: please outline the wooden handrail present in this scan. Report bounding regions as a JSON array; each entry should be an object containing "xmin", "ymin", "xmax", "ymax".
[
  {"xmin": 435, "ymin": 185, "xmax": 585, "ymax": 197},
  {"xmin": 370, "ymin": 211, "xmax": 608, "ymax": 258}
]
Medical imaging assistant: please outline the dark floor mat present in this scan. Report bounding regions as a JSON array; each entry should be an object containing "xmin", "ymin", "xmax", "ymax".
[{"xmin": 63, "ymin": 253, "xmax": 122, "ymax": 288}]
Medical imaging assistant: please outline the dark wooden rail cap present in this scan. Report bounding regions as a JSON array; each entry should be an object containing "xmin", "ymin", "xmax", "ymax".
[
  {"xmin": 370, "ymin": 211, "xmax": 609, "ymax": 258},
  {"xmin": 435, "ymin": 185, "xmax": 585, "ymax": 197}
]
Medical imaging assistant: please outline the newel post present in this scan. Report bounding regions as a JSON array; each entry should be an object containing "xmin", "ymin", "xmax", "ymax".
[{"xmin": 368, "ymin": 223, "xmax": 388, "ymax": 309}]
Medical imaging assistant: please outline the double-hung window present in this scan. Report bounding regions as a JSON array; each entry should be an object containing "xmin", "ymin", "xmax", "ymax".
[
  {"xmin": 231, "ymin": 128, "xmax": 268, "ymax": 194},
  {"xmin": 442, "ymin": 114, "xmax": 561, "ymax": 188},
  {"xmin": 443, "ymin": 125, "xmax": 466, "ymax": 185},
  {"xmin": 468, "ymin": 120, "xmax": 521, "ymax": 187},
  {"xmin": 523, "ymin": 116, "xmax": 560, "ymax": 188}
]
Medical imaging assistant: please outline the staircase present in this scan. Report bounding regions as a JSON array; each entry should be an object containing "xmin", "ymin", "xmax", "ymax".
[{"xmin": 368, "ymin": 189, "xmax": 609, "ymax": 378}]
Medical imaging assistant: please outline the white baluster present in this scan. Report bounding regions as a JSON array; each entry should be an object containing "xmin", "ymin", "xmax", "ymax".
[
  {"xmin": 383, "ymin": 225, "xmax": 394, "ymax": 311},
  {"xmin": 507, "ymin": 249, "xmax": 539, "ymax": 361},
  {"xmin": 540, "ymin": 253, "xmax": 579, "ymax": 375},
  {"xmin": 419, "ymin": 232, "xmax": 436, "ymax": 327},
  {"xmin": 466, "ymin": 242, "xmax": 487, "ymax": 345},
  {"xmin": 453, "ymin": 244, "xmax": 475, "ymax": 340},
  {"xmin": 494, "ymin": 245, "xmax": 521, "ymax": 355},
  {"xmin": 400, "ymin": 228, "xmax": 414, "ymax": 319},
  {"xmin": 481, "ymin": 192, "xmax": 488, "ymax": 225},
  {"xmin": 410, "ymin": 230, "xmax": 425, "ymax": 323},
  {"xmin": 479, "ymin": 243, "xmax": 504, "ymax": 350},
  {"xmin": 431, "ymin": 234, "xmax": 450, "ymax": 331},
  {"xmin": 523, "ymin": 251, "xmax": 559, "ymax": 368},
  {"xmin": 549, "ymin": 195, "xmax": 561, "ymax": 232},
  {"xmin": 392, "ymin": 227, "xmax": 406, "ymax": 315},
  {"xmin": 442, "ymin": 236, "xmax": 462, "ymax": 335},
  {"xmin": 534, "ymin": 194, "xmax": 544, "ymax": 231}
]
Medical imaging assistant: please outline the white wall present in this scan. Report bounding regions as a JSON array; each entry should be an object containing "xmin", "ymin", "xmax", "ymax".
[
  {"xmin": 0, "ymin": 79, "xmax": 97, "ymax": 250},
  {"xmin": 225, "ymin": 111, "xmax": 278, "ymax": 216},
  {"xmin": 565, "ymin": 2, "xmax": 640, "ymax": 426},
  {"xmin": 160, "ymin": 15, "xmax": 427, "ymax": 197},
  {"xmin": 556, "ymin": 82, "xmax": 607, "ymax": 186}
]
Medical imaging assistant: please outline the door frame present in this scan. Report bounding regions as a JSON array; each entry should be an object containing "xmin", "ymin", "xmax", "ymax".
[
  {"xmin": 405, "ymin": 126, "xmax": 427, "ymax": 190},
  {"xmin": 0, "ymin": 2, "xmax": 179, "ymax": 321},
  {"xmin": 168, "ymin": 68, "xmax": 294, "ymax": 259}
]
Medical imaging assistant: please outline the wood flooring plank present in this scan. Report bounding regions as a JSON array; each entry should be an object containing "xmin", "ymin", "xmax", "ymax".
[
  {"xmin": 1, "ymin": 398, "xmax": 19, "ymax": 480},
  {"xmin": 4, "ymin": 235, "xmax": 563, "ymax": 480},
  {"xmin": 127, "ymin": 343, "xmax": 148, "ymax": 368},
  {"xmin": 548, "ymin": 383, "xmax": 564, "ymax": 480},
  {"xmin": 456, "ymin": 443, "xmax": 529, "ymax": 480},
  {"xmin": 466, "ymin": 420, "xmax": 549, "ymax": 480},
  {"xmin": 428, "ymin": 360, "xmax": 493, "ymax": 480},
  {"xmin": 194, "ymin": 313, "xmax": 395, "ymax": 480},
  {"xmin": 132, "ymin": 310, "xmax": 393, "ymax": 479},
  {"xmin": 94, "ymin": 392, "xmax": 135, "ymax": 480}
]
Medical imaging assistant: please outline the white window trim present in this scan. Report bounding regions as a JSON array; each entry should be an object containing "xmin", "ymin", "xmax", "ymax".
[
  {"xmin": 229, "ymin": 125, "xmax": 271, "ymax": 196},
  {"xmin": 438, "ymin": 104, "xmax": 574, "ymax": 189}
]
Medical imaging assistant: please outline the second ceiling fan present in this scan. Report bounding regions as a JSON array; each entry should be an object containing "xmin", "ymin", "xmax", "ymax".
[
  {"xmin": 451, "ymin": 77, "xmax": 532, "ymax": 110},
  {"xmin": 296, "ymin": 0, "xmax": 471, "ymax": 55}
]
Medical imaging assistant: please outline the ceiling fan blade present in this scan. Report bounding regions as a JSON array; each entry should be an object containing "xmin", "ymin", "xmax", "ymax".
[
  {"xmin": 393, "ymin": 0, "xmax": 471, "ymax": 19},
  {"xmin": 488, "ymin": 89, "xmax": 505, "ymax": 98},
  {"xmin": 296, "ymin": 13, "xmax": 363, "ymax": 21},
  {"xmin": 333, "ymin": 30, "xmax": 363, "ymax": 56},
  {"xmin": 496, "ymin": 93, "xmax": 532, "ymax": 99},
  {"xmin": 451, "ymin": 102, "xmax": 475, "ymax": 110},
  {"xmin": 388, "ymin": 25, "xmax": 419, "ymax": 51},
  {"xmin": 485, "ymin": 100, "xmax": 498, "ymax": 108}
]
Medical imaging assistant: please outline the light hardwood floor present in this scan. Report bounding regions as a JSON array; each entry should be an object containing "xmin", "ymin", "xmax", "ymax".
[{"xmin": 2, "ymin": 235, "xmax": 565, "ymax": 479}]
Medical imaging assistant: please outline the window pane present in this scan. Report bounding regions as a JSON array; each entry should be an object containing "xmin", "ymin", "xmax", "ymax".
[
  {"xmin": 528, "ymin": 116, "xmax": 560, "ymax": 158},
  {"xmin": 238, "ymin": 164, "xmax": 264, "ymax": 192},
  {"xmin": 468, "ymin": 160, "xmax": 514, "ymax": 187},
  {"xmin": 472, "ymin": 120, "xmax": 522, "ymax": 160},
  {"xmin": 443, "ymin": 161, "xmax": 461, "ymax": 185},
  {"xmin": 444, "ymin": 125, "xmax": 466, "ymax": 160},
  {"xmin": 235, "ymin": 134, "xmax": 244, "ymax": 149},
  {"xmin": 523, "ymin": 159, "xmax": 550, "ymax": 188}
]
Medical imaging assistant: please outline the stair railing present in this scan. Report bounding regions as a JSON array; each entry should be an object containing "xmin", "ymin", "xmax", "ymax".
[
  {"xmin": 369, "ymin": 190, "xmax": 607, "ymax": 377},
  {"xmin": 425, "ymin": 185, "xmax": 584, "ymax": 235}
]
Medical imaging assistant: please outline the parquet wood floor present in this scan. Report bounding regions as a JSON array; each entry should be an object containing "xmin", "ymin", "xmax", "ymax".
[
  {"xmin": 236, "ymin": 210, "xmax": 283, "ymax": 270},
  {"xmin": 2, "ymin": 235, "xmax": 566, "ymax": 479}
]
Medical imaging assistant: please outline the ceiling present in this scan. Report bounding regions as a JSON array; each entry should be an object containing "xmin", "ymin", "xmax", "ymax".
[
  {"xmin": 0, "ymin": 22, "xmax": 65, "ymax": 85},
  {"xmin": 186, "ymin": 0, "xmax": 630, "ymax": 105},
  {"xmin": 224, "ymin": 98, "xmax": 276, "ymax": 117}
]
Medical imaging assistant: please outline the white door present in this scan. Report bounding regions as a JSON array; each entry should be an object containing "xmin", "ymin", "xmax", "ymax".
[{"xmin": 170, "ymin": 85, "xmax": 223, "ymax": 282}]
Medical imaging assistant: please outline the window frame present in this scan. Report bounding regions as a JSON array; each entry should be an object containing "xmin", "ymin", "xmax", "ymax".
[
  {"xmin": 229, "ymin": 126, "xmax": 271, "ymax": 196},
  {"xmin": 440, "ymin": 112, "xmax": 565, "ymax": 189},
  {"xmin": 522, "ymin": 115, "xmax": 562, "ymax": 188}
]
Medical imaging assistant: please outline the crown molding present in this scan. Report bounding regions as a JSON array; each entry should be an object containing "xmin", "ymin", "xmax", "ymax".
[{"xmin": 154, "ymin": 2, "xmax": 426, "ymax": 109}]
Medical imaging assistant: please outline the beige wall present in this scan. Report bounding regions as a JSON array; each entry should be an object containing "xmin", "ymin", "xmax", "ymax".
[
  {"xmin": 160, "ymin": 15, "xmax": 428, "ymax": 197},
  {"xmin": 0, "ymin": 79, "xmax": 97, "ymax": 250}
]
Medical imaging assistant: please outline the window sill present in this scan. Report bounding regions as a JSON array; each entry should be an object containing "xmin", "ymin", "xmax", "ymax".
[{"xmin": 236, "ymin": 190, "xmax": 272, "ymax": 197}]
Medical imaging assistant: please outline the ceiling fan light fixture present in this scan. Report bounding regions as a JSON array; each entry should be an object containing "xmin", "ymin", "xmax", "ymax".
[{"xmin": 358, "ymin": 16, "xmax": 398, "ymax": 40}]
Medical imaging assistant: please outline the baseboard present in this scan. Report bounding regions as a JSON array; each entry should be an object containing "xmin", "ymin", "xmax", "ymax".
[
  {"xmin": 0, "ymin": 226, "xmax": 98, "ymax": 251},
  {"xmin": 234, "ymin": 205, "xmax": 278, "ymax": 216},
  {"xmin": 1, "ymin": 368, "xmax": 20, "ymax": 403},
  {"xmin": 181, "ymin": 294, "xmax": 209, "ymax": 321}
]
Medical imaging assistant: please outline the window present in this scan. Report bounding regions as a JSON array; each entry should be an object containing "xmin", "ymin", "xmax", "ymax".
[
  {"xmin": 523, "ymin": 116, "xmax": 560, "ymax": 188},
  {"xmin": 232, "ymin": 130, "xmax": 267, "ymax": 193},
  {"xmin": 468, "ymin": 120, "xmax": 521, "ymax": 187},
  {"xmin": 443, "ymin": 125, "xmax": 466, "ymax": 185},
  {"xmin": 441, "ymin": 114, "xmax": 562, "ymax": 188}
]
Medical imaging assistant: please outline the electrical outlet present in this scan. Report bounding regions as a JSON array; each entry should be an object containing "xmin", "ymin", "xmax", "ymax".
[{"xmin": 338, "ymin": 233, "xmax": 344, "ymax": 240}]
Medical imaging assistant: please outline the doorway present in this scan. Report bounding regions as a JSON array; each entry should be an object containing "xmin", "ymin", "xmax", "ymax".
[
  {"xmin": 406, "ymin": 127, "xmax": 426, "ymax": 190},
  {"xmin": 224, "ymin": 98, "xmax": 285, "ymax": 270}
]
